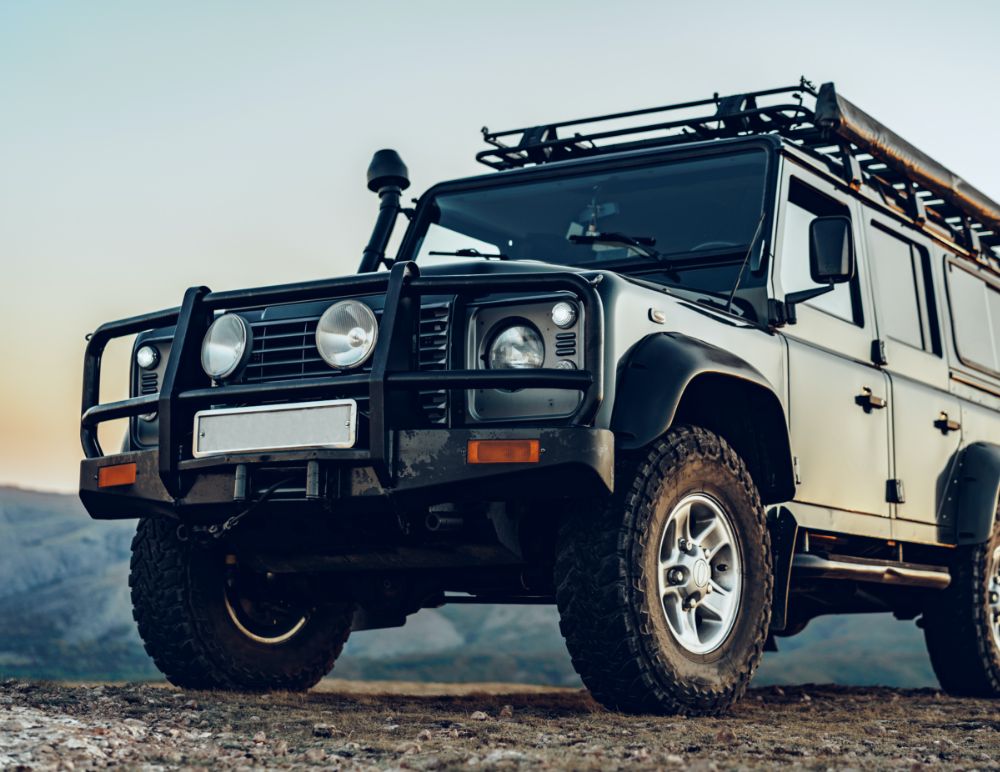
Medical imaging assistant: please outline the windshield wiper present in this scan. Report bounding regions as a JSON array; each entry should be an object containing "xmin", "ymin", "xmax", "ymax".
[
  {"xmin": 428, "ymin": 248, "xmax": 508, "ymax": 260},
  {"xmin": 569, "ymin": 231, "xmax": 659, "ymax": 254},
  {"xmin": 568, "ymin": 231, "xmax": 680, "ymax": 275}
]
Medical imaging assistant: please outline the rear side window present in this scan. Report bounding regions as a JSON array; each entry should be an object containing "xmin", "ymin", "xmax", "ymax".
[
  {"xmin": 779, "ymin": 178, "xmax": 862, "ymax": 325},
  {"xmin": 946, "ymin": 263, "xmax": 1000, "ymax": 373},
  {"xmin": 868, "ymin": 223, "xmax": 940, "ymax": 354}
]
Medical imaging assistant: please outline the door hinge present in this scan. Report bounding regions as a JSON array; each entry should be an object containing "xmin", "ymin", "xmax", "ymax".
[
  {"xmin": 871, "ymin": 339, "xmax": 888, "ymax": 367},
  {"xmin": 886, "ymin": 479, "xmax": 905, "ymax": 504}
]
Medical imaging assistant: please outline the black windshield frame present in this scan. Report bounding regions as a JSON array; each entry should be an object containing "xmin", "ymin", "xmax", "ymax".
[{"xmin": 399, "ymin": 138, "xmax": 779, "ymax": 316}]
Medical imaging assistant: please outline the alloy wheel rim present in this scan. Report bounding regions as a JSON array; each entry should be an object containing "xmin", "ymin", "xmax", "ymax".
[{"xmin": 656, "ymin": 493, "xmax": 742, "ymax": 655}]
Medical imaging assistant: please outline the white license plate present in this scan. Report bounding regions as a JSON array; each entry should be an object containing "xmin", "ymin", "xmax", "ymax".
[{"xmin": 192, "ymin": 399, "xmax": 357, "ymax": 458}]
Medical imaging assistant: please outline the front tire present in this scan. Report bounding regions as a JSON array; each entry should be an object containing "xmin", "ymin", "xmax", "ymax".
[
  {"xmin": 922, "ymin": 517, "xmax": 1000, "ymax": 697},
  {"xmin": 129, "ymin": 517, "xmax": 354, "ymax": 691},
  {"xmin": 555, "ymin": 426, "xmax": 772, "ymax": 715}
]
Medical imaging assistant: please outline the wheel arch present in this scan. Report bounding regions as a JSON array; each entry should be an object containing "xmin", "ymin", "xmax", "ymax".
[
  {"xmin": 610, "ymin": 332, "xmax": 795, "ymax": 505},
  {"xmin": 950, "ymin": 441, "xmax": 1000, "ymax": 545}
]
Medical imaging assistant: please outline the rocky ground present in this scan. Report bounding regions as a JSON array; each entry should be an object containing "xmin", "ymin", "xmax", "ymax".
[{"xmin": 1, "ymin": 679, "xmax": 998, "ymax": 770}]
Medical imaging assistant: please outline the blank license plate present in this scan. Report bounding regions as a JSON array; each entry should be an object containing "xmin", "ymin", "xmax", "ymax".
[{"xmin": 192, "ymin": 400, "xmax": 357, "ymax": 458}]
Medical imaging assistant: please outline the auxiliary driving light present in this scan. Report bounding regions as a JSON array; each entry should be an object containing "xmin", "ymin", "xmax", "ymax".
[
  {"xmin": 201, "ymin": 314, "xmax": 251, "ymax": 381},
  {"xmin": 316, "ymin": 300, "xmax": 379, "ymax": 369}
]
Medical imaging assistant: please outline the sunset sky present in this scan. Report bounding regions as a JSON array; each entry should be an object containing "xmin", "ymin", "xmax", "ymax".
[{"xmin": 2, "ymin": 0, "xmax": 998, "ymax": 492}]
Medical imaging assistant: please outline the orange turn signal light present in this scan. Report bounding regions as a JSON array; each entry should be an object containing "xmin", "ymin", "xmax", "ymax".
[
  {"xmin": 98, "ymin": 462, "xmax": 137, "ymax": 488},
  {"xmin": 467, "ymin": 439, "xmax": 540, "ymax": 464}
]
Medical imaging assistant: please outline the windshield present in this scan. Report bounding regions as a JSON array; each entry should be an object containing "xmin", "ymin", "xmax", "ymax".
[{"xmin": 411, "ymin": 148, "xmax": 771, "ymax": 308}]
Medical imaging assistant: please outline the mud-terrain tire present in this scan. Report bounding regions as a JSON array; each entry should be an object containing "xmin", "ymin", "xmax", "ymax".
[
  {"xmin": 922, "ymin": 515, "xmax": 1000, "ymax": 697},
  {"xmin": 555, "ymin": 425, "xmax": 772, "ymax": 715},
  {"xmin": 129, "ymin": 517, "xmax": 354, "ymax": 691}
]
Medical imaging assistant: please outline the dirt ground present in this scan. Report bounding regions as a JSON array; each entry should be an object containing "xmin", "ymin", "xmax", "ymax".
[{"xmin": 1, "ymin": 679, "xmax": 998, "ymax": 770}]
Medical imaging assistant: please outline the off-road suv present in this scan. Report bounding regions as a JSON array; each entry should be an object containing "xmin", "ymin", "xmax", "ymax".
[{"xmin": 80, "ymin": 79, "xmax": 1000, "ymax": 714}]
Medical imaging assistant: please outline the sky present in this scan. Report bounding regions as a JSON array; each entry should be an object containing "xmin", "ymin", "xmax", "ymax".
[{"xmin": 1, "ymin": 0, "xmax": 999, "ymax": 493}]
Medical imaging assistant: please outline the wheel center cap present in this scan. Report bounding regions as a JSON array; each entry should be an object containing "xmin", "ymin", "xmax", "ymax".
[{"xmin": 693, "ymin": 559, "xmax": 710, "ymax": 588}]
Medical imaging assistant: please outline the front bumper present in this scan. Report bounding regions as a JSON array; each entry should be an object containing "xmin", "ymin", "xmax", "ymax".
[
  {"xmin": 79, "ymin": 427, "xmax": 614, "ymax": 521},
  {"xmin": 80, "ymin": 262, "xmax": 606, "ymax": 518}
]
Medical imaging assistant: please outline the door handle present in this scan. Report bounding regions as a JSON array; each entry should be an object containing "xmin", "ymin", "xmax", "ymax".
[
  {"xmin": 855, "ymin": 386, "xmax": 887, "ymax": 413},
  {"xmin": 934, "ymin": 412, "xmax": 961, "ymax": 434}
]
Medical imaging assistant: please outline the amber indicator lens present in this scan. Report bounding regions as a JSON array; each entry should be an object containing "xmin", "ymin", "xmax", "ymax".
[
  {"xmin": 467, "ymin": 439, "xmax": 540, "ymax": 464},
  {"xmin": 98, "ymin": 462, "xmax": 137, "ymax": 488}
]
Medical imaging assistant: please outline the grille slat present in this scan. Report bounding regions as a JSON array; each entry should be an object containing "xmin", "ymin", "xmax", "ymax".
[{"xmin": 417, "ymin": 303, "xmax": 450, "ymax": 424}]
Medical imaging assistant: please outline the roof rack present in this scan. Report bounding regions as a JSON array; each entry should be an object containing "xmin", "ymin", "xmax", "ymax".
[{"xmin": 477, "ymin": 78, "xmax": 1000, "ymax": 264}]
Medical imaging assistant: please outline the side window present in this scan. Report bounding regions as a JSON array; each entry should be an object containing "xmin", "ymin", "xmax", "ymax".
[
  {"xmin": 868, "ymin": 223, "xmax": 940, "ymax": 355},
  {"xmin": 947, "ymin": 263, "xmax": 1000, "ymax": 373},
  {"xmin": 780, "ymin": 178, "xmax": 861, "ymax": 325}
]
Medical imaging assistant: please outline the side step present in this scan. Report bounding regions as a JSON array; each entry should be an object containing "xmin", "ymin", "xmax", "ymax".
[{"xmin": 792, "ymin": 553, "xmax": 951, "ymax": 590}]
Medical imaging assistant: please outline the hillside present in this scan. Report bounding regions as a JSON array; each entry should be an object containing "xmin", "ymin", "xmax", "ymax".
[{"xmin": 0, "ymin": 485, "xmax": 938, "ymax": 687}]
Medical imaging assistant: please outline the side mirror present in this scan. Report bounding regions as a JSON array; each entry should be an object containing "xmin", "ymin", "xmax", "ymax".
[
  {"xmin": 809, "ymin": 216, "xmax": 854, "ymax": 284},
  {"xmin": 784, "ymin": 216, "xmax": 856, "ymax": 312}
]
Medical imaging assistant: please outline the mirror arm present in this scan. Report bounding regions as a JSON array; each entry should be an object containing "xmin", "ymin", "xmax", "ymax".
[{"xmin": 785, "ymin": 284, "xmax": 834, "ymax": 306}]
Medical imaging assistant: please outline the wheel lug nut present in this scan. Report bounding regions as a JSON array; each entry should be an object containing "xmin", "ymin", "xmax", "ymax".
[
  {"xmin": 990, "ymin": 591, "xmax": 999, "ymax": 604},
  {"xmin": 683, "ymin": 596, "xmax": 696, "ymax": 610},
  {"xmin": 668, "ymin": 568, "xmax": 685, "ymax": 585},
  {"xmin": 679, "ymin": 538, "xmax": 690, "ymax": 552}
]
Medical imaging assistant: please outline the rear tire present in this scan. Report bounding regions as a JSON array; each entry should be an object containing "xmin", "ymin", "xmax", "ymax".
[
  {"xmin": 129, "ymin": 517, "xmax": 354, "ymax": 691},
  {"xmin": 555, "ymin": 426, "xmax": 772, "ymax": 715},
  {"xmin": 923, "ymin": 517, "xmax": 1000, "ymax": 697}
]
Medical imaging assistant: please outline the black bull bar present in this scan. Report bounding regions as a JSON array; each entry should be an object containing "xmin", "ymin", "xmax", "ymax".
[{"xmin": 81, "ymin": 262, "xmax": 605, "ymax": 498}]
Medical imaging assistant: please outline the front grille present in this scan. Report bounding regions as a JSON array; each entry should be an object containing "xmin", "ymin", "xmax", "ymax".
[
  {"xmin": 417, "ymin": 303, "xmax": 450, "ymax": 424},
  {"xmin": 243, "ymin": 317, "xmax": 326, "ymax": 383},
  {"xmin": 241, "ymin": 301, "xmax": 452, "ymax": 425}
]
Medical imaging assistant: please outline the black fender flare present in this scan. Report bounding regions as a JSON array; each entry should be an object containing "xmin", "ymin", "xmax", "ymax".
[
  {"xmin": 951, "ymin": 442, "xmax": 1000, "ymax": 545},
  {"xmin": 610, "ymin": 332, "xmax": 794, "ymax": 503}
]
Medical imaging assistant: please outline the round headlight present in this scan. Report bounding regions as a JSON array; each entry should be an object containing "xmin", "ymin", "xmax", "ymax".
[
  {"xmin": 136, "ymin": 345, "xmax": 159, "ymax": 370},
  {"xmin": 551, "ymin": 301, "xmax": 577, "ymax": 329},
  {"xmin": 316, "ymin": 300, "xmax": 378, "ymax": 369},
  {"xmin": 201, "ymin": 314, "xmax": 250, "ymax": 380},
  {"xmin": 488, "ymin": 324, "xmax": 545, "ymax": 369}
]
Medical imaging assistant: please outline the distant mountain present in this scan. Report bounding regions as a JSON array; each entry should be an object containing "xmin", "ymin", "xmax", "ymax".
[{"xmin": 0, "ymin": 486, "xmax": 938, "ymax": 687}]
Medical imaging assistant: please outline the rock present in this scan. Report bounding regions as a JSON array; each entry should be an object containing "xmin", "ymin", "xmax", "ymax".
[
  {"xmin": 313, "ymin": 724, "xmax": 335, "ymax": 738},
  {"xmin": 665, "ymin": 754, "xmax": 685, "ymax": 765},
  {"xmin": 714, "ymin": 728, "xmax": 737, "ymax": 743},
  {"xmin": 252, "ymin": 731, "xmax": 266, "ymax": 744},
  {"xmin": 394, "ymin": 740, "xmax": 421, "ymax": 754},
  {"xmin": 303, "ymin": 748, "xmax": 326, "ymax": 762},
  {"xmin": 484, "ymin": 749, "xmax": 526, "ymax": 763},
  {"xmin": 499, "ymin": 704, "xmax": 514, "ymax": 719},
  {"xmin": 417, "ymin": 729, "xmax": 433, "ymax": 742},
  {"xmin": 470, "ymin": 711, "xmax": 489, "ymax": 721}
]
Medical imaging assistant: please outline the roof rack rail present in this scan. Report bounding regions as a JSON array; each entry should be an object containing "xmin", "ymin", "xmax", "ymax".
[{"xmin": 477, "ymin": 78, "xmax": 1000, "ymax": 263}]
